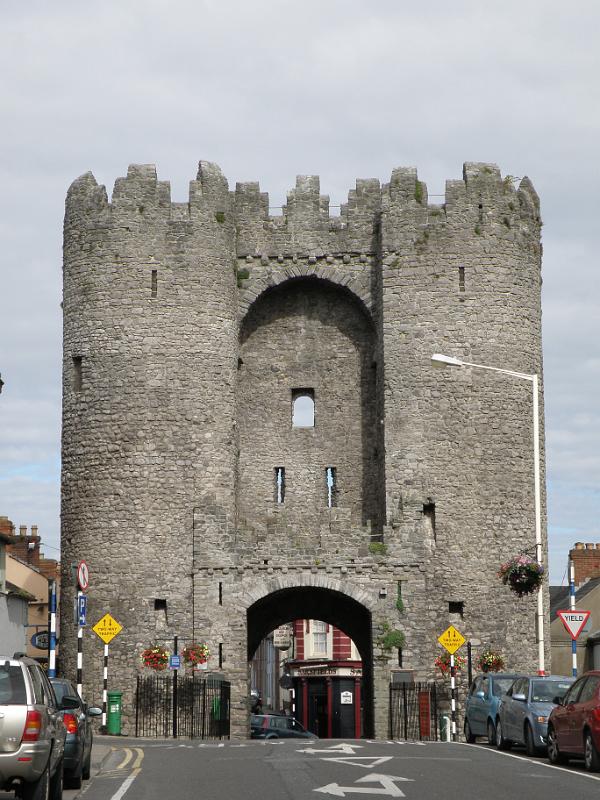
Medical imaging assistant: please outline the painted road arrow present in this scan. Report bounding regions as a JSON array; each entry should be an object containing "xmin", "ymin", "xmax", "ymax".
[
  {"xmin": 322, "ymin": 757, "xmax": 393, "ymax": 770},
  {"xmin": 314, "ymin": 774, "xmax": 414, "ymax": 797},
  {"xmin": 298, "ymin": 744, "xmax": 363, "ymax": 754}
]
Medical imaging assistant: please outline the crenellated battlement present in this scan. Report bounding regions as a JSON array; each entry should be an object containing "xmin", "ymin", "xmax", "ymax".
[{"xmin": 65, "ymin": 161, "xmax": 540, "ymax": 259}]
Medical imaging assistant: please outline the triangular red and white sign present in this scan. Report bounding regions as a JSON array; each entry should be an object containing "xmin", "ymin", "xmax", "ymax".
[{"xmin": 557, "ymin": 610, "xmax": 591, "ymax": 640}]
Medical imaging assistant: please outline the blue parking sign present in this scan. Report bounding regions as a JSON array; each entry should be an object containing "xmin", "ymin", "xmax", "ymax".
[
  {"xmin": 78, "ymin": 594, "xmax": 87, "ymax": 626},
  {"xmin": 169, "ymin": 655, "xmax": 181, "ymax": 670}
]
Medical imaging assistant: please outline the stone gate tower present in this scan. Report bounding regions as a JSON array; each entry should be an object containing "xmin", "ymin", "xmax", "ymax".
[{"xmin": 61, "ymin": 161, "xmax": 547, "ymax": 737}]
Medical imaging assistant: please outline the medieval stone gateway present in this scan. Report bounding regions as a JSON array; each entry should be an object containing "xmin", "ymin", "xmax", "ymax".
[{"xmin": 60, "ymin": 161, "xmax": 547, "ymax": 737}]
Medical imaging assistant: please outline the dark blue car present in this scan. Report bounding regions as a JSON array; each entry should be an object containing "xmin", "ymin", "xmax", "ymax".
[{"xmin": 464, "ymin": 673, "xmax": 523, "ymax": 744}]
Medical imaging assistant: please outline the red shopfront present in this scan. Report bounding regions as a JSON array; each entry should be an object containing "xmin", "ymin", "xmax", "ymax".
[{"xmin": 290, "ymin": 662, "xmax": 363, "ymax": 739}]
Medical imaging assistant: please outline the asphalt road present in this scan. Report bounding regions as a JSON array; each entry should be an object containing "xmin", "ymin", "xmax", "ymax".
[{"xmin": 74, "ymin": 738, "xmax": 600, "ymax": 800}]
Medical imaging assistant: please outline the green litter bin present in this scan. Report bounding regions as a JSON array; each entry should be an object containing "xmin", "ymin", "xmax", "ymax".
[{"xmin": 107, "ymin": 691, "xmax": 123, "ymax": 735}]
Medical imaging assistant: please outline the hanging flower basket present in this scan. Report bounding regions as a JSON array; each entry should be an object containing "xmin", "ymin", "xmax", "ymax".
[
  {"xmin": 476, "ymin": 648, "xmax": 505, "ymax": 673},
  {"xmin": 141, "ymin": 644, "xmax": 169, "ymax": 671},
  {"xmin": 434, "ymin": 651, "xmax": 466, "ymax": 676},
  {"xmin": 498, "ymin": 555, "xmax": 544, "ymax": 597},
  {"xmin": 182, "ymin": 642, "xmax": 210, "ymax": 667}
]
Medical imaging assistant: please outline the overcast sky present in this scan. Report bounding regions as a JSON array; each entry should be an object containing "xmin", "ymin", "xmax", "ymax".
[{"xmin": 1, "ymin": 0, "xmax": 598, "ymax": 583}]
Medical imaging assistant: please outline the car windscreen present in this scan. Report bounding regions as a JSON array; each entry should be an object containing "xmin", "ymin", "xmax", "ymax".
[
  {"xmin": 0, "ymin": 663, "xmax": 27, "ymax": 704},
  {"xmin": 492, "ymin": 678, "xmax": 515, "ymax": 696},
  {"xmin": 50, "ymin": 680, "xmax": 79, "ymax": 705},
  {"xmin": 531, "ymin": 680, "xmax": 572, "ymax": 703}
]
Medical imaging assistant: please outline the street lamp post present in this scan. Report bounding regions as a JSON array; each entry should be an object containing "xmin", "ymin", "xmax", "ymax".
[{"xmin": 431, "ymin": 353, "xmax": 545, "ymax": 676}]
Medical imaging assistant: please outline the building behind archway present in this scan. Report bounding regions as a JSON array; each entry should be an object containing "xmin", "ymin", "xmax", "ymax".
[{"xmin": 60, "ymin": 161, "xmax": 547, "ymax": 737}]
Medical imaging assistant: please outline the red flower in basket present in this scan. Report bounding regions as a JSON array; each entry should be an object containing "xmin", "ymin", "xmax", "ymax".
[{"xmin": 182, "ymin": 643, "xmax": 210, "ymax": 667}]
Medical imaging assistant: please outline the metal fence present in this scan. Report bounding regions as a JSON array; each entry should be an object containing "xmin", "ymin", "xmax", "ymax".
[
  {"xmin": 389, "ymin": 682, "xmax": 446, "ymax": 740},
  {"xmin": 135, "ymin": 673, "xmax": 230, "ymax": 739}
]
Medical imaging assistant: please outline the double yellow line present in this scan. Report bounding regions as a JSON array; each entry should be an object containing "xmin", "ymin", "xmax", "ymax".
[{"xmin": 115, "ymin": 748, "xmax": 145, "ymax": 771}]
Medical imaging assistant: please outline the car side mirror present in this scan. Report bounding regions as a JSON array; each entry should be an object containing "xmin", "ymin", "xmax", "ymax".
[
  {"xmin": 87, "ymin": 706, "xmax": 103, "ymax": 717},
  {"xmin": 513, "ymin": 693, "xmax": 527, "ymax": 702},
  {"xmin": 552, "ymin": 696, "xmax": 562, "ymax": 706},
  {"xmin": 60, "ymin": 695, "xmax": 81, "ymax": 710}
]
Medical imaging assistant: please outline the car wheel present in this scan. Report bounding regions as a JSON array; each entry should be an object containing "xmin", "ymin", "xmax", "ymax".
[
  {"xmin": 584, "ymin": 731, "xmax": 600, "ymax": 772},
  {"xmin": 547, "ymin": 724, "xmax": 568, "ymax": 765},
  {"xmin": 264, "ymin": 733, "xmax": 278, "ymax": 739},
  {"xmin": 464, "ymin": 719, "xmax": 476, "ymax": 744},
  {"xmin": 64, "ymin": 766, "xmax": 82, "ymax": 790},
  {"xmin": 22, "ymin": 764, "xmax": 50, "ymax": 800},
  {"xmin": 525, "ymin": 723, "xmax": 542, "ymax": 757},
  {"xmin": 487, "ymin": 719, "xmax": 496, "ymax": 746},
  {"xmin": 496, "ymin": 718, "xmax": 511, "ymax": 750},
  {"xmin": 82, "ymin": 750, "xmax": 92, "ymax": 781},
  {"xmin": 50, "ymin": 760, "xmax": 63, "ymax": 800}
]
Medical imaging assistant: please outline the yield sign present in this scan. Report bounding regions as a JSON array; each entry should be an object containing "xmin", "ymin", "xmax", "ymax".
[
  {"xmin": 557, "ymin": 610, "xmax": 591, "ymax": 640},
  {"xmin": 314, "ymin": 774, "xmax": 414, "ymax": 797}
]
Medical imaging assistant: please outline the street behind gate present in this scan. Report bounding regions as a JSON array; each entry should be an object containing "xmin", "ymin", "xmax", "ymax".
[{"xmin": 135, "ymin": 674, "xmax": 230, "ymax": 739}]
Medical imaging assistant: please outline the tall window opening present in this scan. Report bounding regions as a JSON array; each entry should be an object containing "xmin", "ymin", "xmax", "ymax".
[
  {"xmin": 326, "ymin": 467, "xmax": 337, "ymax": 508},
  {"xmin": 312, "ymin": 621, "xmax": 328, "ymax": 656},
  {"xmin": 292, "ymin": 389, "xmax": 315, "ymax": 427},
  {"xmin": 458, "ymin": 266, "xmax": 465, "ymax": 293},
  {"xmin": 72, "ymin": 356, "xmax": 82, "ymax": 392},
  {"xmin": 151, "ymin": 269, "xmax": 158, "ymax": 298},
  {"xmin": 275, "ymin": 467, "xmax": 285, "ymax": 504}
]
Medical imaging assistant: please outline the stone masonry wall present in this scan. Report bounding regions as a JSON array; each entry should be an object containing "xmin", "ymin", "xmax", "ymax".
[{"xmin": 61, "ymin": 161, "xmax": 547, "ymax": 737}]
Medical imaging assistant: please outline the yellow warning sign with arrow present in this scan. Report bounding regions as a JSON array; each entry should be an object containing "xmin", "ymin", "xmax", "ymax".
[
  {"xmin": 437, "ymin": 625, "xmax": 466, "ymax": 654},
  {"xmin": 92, "ymin": 613, "xmax": 123, "ymax": 644}
]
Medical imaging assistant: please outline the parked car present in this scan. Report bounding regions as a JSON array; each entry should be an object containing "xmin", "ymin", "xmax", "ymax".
[
  {"xmin": 49, "ymin": 678, "xmax": 102, "ymax": 789},
  {"xmin": 251, "ymin": 714, "xmax": 318, "ymax": 739},
  {"xmin": 547, "ymin": 670, "xmax": 600, "ymax": 771},
  {"xmin": 464, "ymin": 673, "xmax": 523, "ymax": 744},
  {"xmin": 495, "ymin": 675, "xmax": 574, "ymax": 755},
  {"xmin": 0, "ymin": 653, "xmax": 79, "ymax": 800}
]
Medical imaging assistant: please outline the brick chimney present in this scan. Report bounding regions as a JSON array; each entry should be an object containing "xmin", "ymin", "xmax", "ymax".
[
  {"xmin": 570, "ymin": 542, "xmax": 600, "ymax": 585},
  {"xmin": 0, "ymin": 516, "xmax": 15, "ymax": 537}
]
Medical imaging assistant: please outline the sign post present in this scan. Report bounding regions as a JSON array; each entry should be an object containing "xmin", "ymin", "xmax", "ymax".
[
  {"xmin": 437, "ymin": 625, "xmax": 466, "ymax": 742},
  {"xmin": 92, "ymin": 613, "xmax": 123, "ymax": 730},
  {"xmin": 75, "ymin": 560, "xmax": 89, "ymax": 697},
  {"xmin": 557, "ymin": 607, "xmax": 590, "ymax": 681}
]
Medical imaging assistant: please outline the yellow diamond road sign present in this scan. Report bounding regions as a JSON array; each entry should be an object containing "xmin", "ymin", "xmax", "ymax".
[
  {"xmin": 437, "ymin": 625, "xmax": 466, "ymax": 654},
  {"xmin": 92, "ymin": 613, "xmax": 123, "ymax": 644}
]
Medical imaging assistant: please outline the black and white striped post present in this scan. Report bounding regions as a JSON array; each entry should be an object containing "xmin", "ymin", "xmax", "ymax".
[
  {"xmin": 437, "ymin": 624, "xmax": 465, "ymax": 743},
  {"xmin": 76, "ymin": 591, "xmax": 84, "ymax": 697},
  {"xmin": 102, "ymin": 643, "xmax": 109, "ymax": 728},
  {"xmin": 450, "ymin": 654, "xmax": 457, "ymax": 741}
]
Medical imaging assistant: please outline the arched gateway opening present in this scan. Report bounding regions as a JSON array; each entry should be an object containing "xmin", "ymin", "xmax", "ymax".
[{"xmin": 247, "ymin": 586, "xmax": 374, "ymax": 738}]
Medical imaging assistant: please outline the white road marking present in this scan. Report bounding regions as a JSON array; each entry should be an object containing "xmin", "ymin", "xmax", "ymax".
[
  {"xmin": 314, "ymin": 774, "xmax": 414, "ymax": 797},
  {"xmin": 109, "ymin": 768, "xmax": 140, "ymax": 800},
  {"xmin": 459, "ymin": 742, "xmax": 600, "ymax": 782},
  {"xmin": 321, "ymin": 756, "xmax": 393, "ymax": 769},
  {"xmin": 299, "ymin": 744, "xmax": 363, "ymax": 754}
]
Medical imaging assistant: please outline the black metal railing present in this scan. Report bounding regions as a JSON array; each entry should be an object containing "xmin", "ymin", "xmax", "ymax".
[
  {"xmin": 135, "ymin": 673, "xmax": 230, "ymax": 739},
  {"xmin": 389, "ymin": 682, "xmax": 445, "ymax": 740}
]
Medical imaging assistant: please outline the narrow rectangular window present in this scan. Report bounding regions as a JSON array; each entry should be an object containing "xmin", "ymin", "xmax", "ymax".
[
  {"xmin": 312, "ymin": 621, "xmax": 327, "ymax": 656},
  {"xmin": 326, "ymin": 467, "xmax": 337, "ymax": 508},
  {"xmin": 218, "ymin": 582, "xmax": 223, "ymax": 606},
  {"xmin": 218, "ymin": 643, "xmax": 223, "ymax": 668},
  {"xmin": 423, "ymin": 501, "xmax": 436, "ymax": 540},
  {"xmin": 458, "ymin": 266, "xmax": 465, "ymax": 292},
  {"xmin": 275, "ymin": 467, "xmax": 285, "ymax": 504},
  {"xmin": 151, "ymin": 269, "xmax": 158, "ymax": 298},
  {"xmin": 72, "ymin": 356, "xmax": 82, "ymax": 392}
]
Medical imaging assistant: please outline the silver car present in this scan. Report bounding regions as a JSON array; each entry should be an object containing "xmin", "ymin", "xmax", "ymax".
[
  {"xmin": 495, "ymin": 675, "xmax": 574, "ymax": 755},
  {"xmin": 0, "ymin": 655, "xmax": 78, "ymax": 799}
]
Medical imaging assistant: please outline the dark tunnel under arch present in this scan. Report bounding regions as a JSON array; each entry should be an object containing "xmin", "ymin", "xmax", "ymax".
[{"xmin": 247, "ymin": 585, "xmax": 374, "ymax": 737}]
